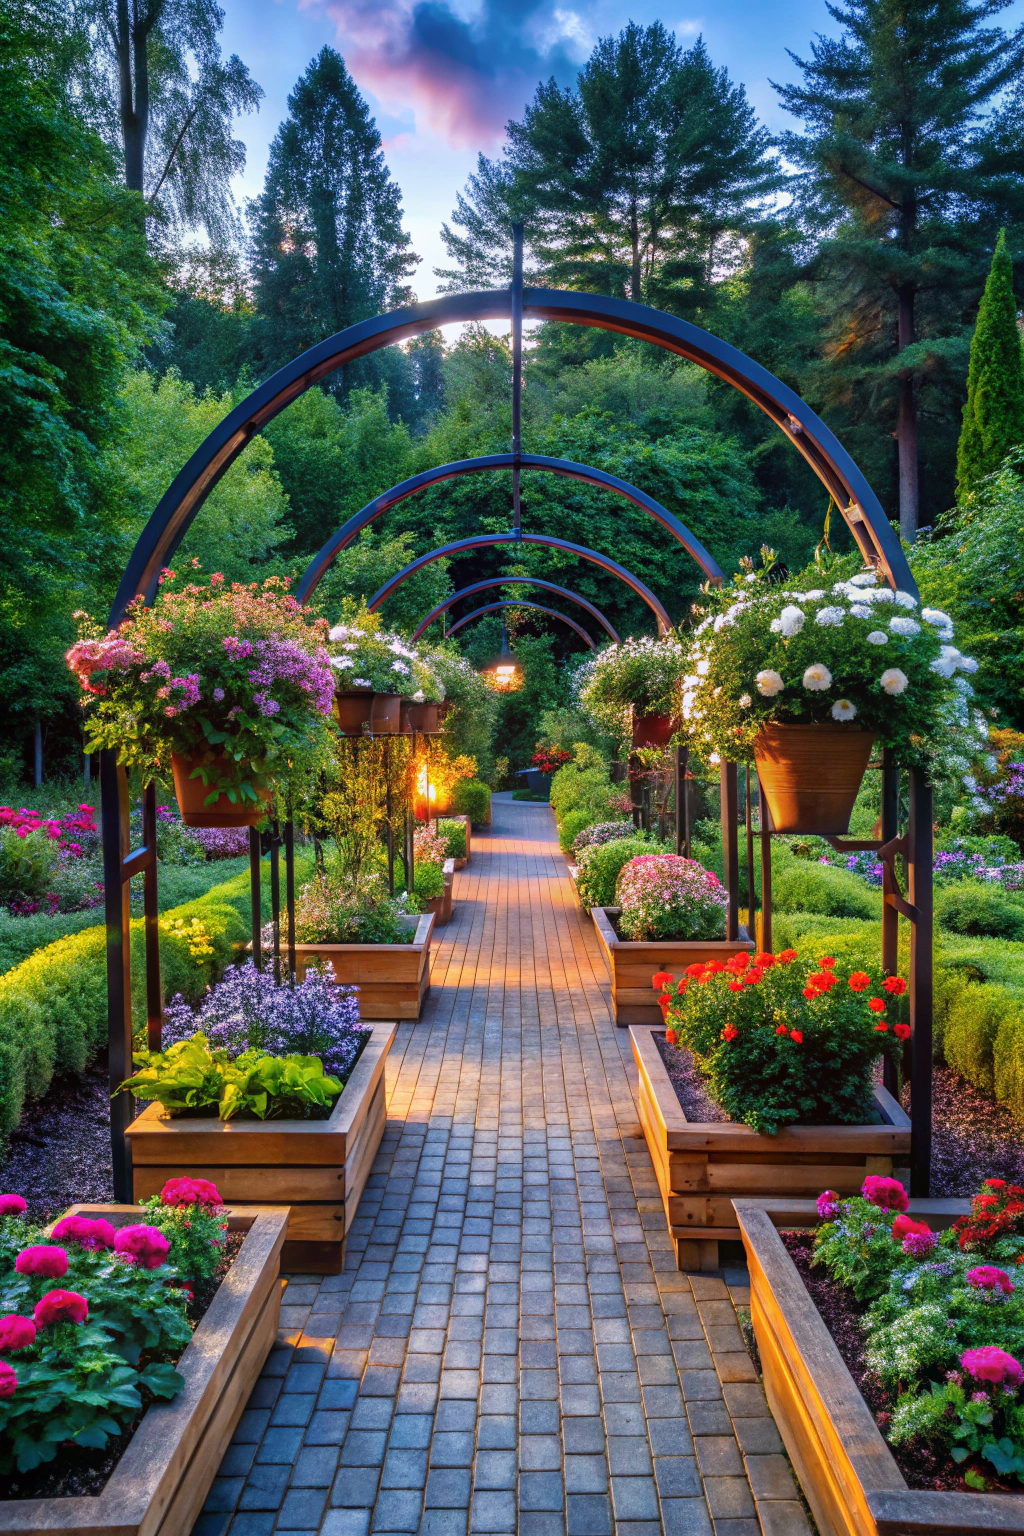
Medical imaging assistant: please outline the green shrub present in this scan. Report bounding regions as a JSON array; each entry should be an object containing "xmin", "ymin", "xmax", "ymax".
[
  {"xmin": 994, "ymin": 999, "xmax": 1024, "ymax": 1122},
  {"xmin": 937, "ymin": 971, "xmax": 1017, "ymax": 1096},
  {"xmin": 413, "ymin": 862, "xmax": 446, "ymax": 900},
  {"xmin": 437, "ymin": 818, "xmax": 467, "ymax": 859},
  {"xmin": 549, "ymin": 755, "xmax": 616, "ymax": 827},
  {"xmin": 936, "ymin": 880, "xmax": 1024, "ymax": 940},
  {"xmin": 0, "ymin": 861, "xmax": 289, "ymax": 1149},
  {"xmin": 575, "ymin": 835, "xmax": 666, "ymax": 911},
  {"xmin": 451, "ymin": 778, "xmax": 491, "ymax": 826},
  {"xmin": 772, "ymin": 861, "xmax": 880, "ymax": 920},
  {"xmin": 559, "ymin": 808, "xmax": 596, "ymax": 855}
]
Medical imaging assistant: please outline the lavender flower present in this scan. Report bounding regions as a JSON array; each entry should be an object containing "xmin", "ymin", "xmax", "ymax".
[{"xmin": 163, "ymin": 961, "xmax": 368, "ymax": 1080}]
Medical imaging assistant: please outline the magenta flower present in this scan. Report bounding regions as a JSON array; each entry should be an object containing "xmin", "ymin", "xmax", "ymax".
[
  {"xmin": 817, "ymin": 1190, "xmax": 841, "ymax": 1221},
  {"xmin": 113, "ymin": 1225, "xmax": 170, "ymax": 1269},
  {"xmin": 967, "ymin": 1266, "xmax": 1015, "ymax": 1295},
  {"xmin": 902, "ymin": 1231, "xmax": 938, "ymax": 1259},
  {"xmin": 0, "ymin": 1194, "xmax": 27, "ymax": 1218},
  {"xmin": 860, "ymin": 1175, "xmax": 909, "ymax": 1213},
  {"xmin": 14, "ymin": 1245, "xmax": 69, "ymax": 1279},
  {"xmin": 33, "ymin": 1290, "xmax": 88, "ymax": 1328},
  {"xmin": 161, "ymin": 1177, "xmax": 223, "ymax": 1208},
  {"xmin": 0, "ymin": 1315, "xmax": 36, "ymax": 1351},
  {"xmin": 0, "ymin": 1362, "xmax": 16, "ymax": 1398},
  {"xmin": 50, "ymin": 1215, "xmax": 116, "ymax": 1252},
  {"xmin": 962, "ymin": 1346, "xmax": 1024, "ymax": 1388}
]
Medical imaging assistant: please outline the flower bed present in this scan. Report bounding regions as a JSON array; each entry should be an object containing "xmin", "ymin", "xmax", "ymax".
[
  {"xmin": 127, "ymin": 1024, "xmax": 395, "ymax": 1272},
  {"xmin": 734, "ymin": 1190, "xmax": 1024, "ymax": 1534},
  {"xmin": 294, "ymin": 915, "xmax": 434, "ymax": 1021},
  {"xmin": 630, "ymin": 1023, "xmax": 908, "ymax": 1270},
  {"xmin": 0, "ymin": 1188, "xmax": 287, "ymax": 1533},
  {"xmin": 592, "ymin": 908, "xmax": 753, "ymax": 1025}
]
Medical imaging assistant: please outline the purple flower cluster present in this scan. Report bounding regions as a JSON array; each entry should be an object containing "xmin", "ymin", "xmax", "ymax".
[
  {"xmin": 163, "ymin": 960, "xmax": 368, "ymax": 1080},
  {"xmin": 185, "ymin": 825, "xmax": 250, "ymax": 858},
  {"xmin": 246, "ymin": 638, "xmax": 334, "ymax": 717},
  {"xmin": 222, "ymin": 636, "xmax": 254, "ymax": 660}
]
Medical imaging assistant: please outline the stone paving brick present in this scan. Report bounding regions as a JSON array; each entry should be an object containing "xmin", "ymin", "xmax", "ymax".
[{"xmin": 195, "ymin": 799, "xmax": 770, "ymax": 1536}]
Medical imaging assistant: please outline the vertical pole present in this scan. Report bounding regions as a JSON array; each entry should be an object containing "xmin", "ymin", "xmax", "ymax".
[
  {"xmin": 101, "ymin": 750, "xmax": 133, "ymax": 1204},
  {"xmin": 142, "ymin": 782, "xmax": 162, "ymax": 1051},
  {"xmin": 270, "ymin": 821, "xmax": 281, "ymax": 986},
  {"xmin": 510, "ymin": 222, "xmax": 524, "ymax": 540},
  {"xmin": 908, "ymin": 767, "xmax": 933, "ymax": 1196},
  {"xmin": 284, "ymin": 817, "xmax": 296, "ymax": 985},
  {"xmin": 720, "ymin": 762, "xmax": 740, "ymax": 942},
  {"xmin": 629, "ymin": 754, "xmax": 643, "ymax": 830},
  {"xmin": 406, "ymin": 733, "xmax": 417, "ymax": 890},
  {"xmin": 386, "ymin": 738, "xmax": 395, "ymax": 895},
  {"xmin": 744, "ymin": 764, "xmax": 756, "ymax": 944},
  {"xmin": 249, "ymin": 826, "xmax": 262, "ymax": 971},
  {"xmin": 34, "ymin": 720, "xmax": 42, "ymax": 787},
  {"xmin": 84, "ymin": 748, "xmax": 91, "ymax": 786},
  {"xmin": 881, "ymin": 750, "xmax": 900, "ymax": 1096},
  {"xmin": 758, "ymin": 782, "xmax": 772, "ymax": 955}
]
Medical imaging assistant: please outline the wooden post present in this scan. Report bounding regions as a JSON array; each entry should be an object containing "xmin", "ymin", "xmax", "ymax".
[
  {"xmin": 101, "ymin": 751, "xmax": 133, "ymax": 1203},
  {"xmin": 284, "ymin": 817, "xmax": 296, "ymax": 984},
  {"xmin": 758, "ymin": 782, "xmax": 772, "ymax": 955},
  {"xmin": 249, "ymin": 826, "xmax": 262, "ymax": 971},
  {"xmin": 744, "ymin": 764, "xmax": 756, "ymax": 943},
  {"xmin": 908, "ymin": 767, "xmax": 933, "ymax": 1196},
  {"xmin": 142, "ymin": 782, "xmax": 163, "ymax": 1051},
  {"xmin": 270, "ymin": 822, "xmax": 281, "ymax": 985},
  {"xmin": 34, "ymin": 720, "xmax": 42, "ymax": 787},
  {"xmin": 674, "ymin": 744, "xmax": 689, "ymax": 857},
  {"xmin": 881, "ymin": 750, "xmax": 900, "ymax": 1096},
  {"xmin": 720, "ymin": 761, "xmax": 740, "ymax": 941}
]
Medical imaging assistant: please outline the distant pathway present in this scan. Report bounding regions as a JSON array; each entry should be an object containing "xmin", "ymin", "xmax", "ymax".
[{"xmin": 195, "ymin": 795, "xmax": 808, "ymax": 1536}]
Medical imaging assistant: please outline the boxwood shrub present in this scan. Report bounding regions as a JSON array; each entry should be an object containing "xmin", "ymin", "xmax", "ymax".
[{"xmin": 451, "ymin": 778, "xmax": 491, "ymax": 827}]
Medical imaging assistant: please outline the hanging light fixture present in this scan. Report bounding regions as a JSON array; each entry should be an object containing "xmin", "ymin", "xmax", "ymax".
[{"xmin": 484, "ymin": 621, "xmax": 520, "ymax": 691}]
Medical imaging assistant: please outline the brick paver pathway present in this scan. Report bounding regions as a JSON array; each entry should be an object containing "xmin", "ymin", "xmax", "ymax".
[{"xmin": 196, "ymin": 796, "xmax": 809, "ymax": 1536}]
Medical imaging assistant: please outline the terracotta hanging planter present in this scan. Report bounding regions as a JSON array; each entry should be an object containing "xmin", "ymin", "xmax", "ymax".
[
  {"xmin": 753, "ymin": 722, "xmax": 876, "ymax": 835},
  {"xmin": 171, "ymin": 750, "xmax": 269, "ymax": 827},
  {"xmin": 334, "ymin": 690, "xmax": 403, "ymax": 735},
  {"xmin": 632, "ymin": 711, "xmax": 676, "ymax": 749},
  {"xmin": 402, "ymin": 700, "xmax": 442, "ymax": 734}
]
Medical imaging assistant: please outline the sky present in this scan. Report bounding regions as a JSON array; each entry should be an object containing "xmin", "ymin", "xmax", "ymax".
[{"xmin": 219, "ymin": 0, "xmax": 1024, "ymax": 299}]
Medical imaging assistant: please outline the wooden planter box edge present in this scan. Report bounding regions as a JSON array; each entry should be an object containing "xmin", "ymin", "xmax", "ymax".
[
  {"xmin": 0, "ymin": 1205, "xmax": 287, "ymax": 1536},
  {"xmin": 294, "ymin": 912, "xmax": 433, "ymax": 1019},
  {"xmin": 592, "ymin": 906, "xmax": 755, "ymax": 1025},
  {"xmin": 733, "ymin": 1196, "xmax": 1024, "ymax": 1536}
]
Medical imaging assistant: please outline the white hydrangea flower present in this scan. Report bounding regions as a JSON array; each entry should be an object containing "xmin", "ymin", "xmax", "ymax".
[
  {"xmin": 804, "ymin": 589, "xmax": 826, "ymax": 600},
  {"xmin": 867, "ymin": 631, "xmax": 889, "ymax": 645},
  {"xmin": 803, "ymin": 663, "xmax": 832, "ymax": 691},
  {"xmin": 921, "ymin": 607, "xmax": 953, "ymax": 630},
  {"xmin": 815, "ymin": 606, "xmax": 846, "ymax": 626},
  {"xmin": 779, "ymin": 604, "xmax": 805, "ymax": 637},
  {"xmin": 880, "ymin": 668, "xmax": 909, "ymax": 695},
  {"xmin": 850, "ymin": 571, "xmax": 877, "ymax": 587},
  {"xmin": 770, "ymin": 617, "xmax": 783, "ymax": 633},
  {"xmin": 756, "ymin": 669, "xmax": 784, "ymax": 697},
  {"xmin": 391, "ymin": 660, "xmax": 410, "ymax": 674},
  {"xmin": 831, "ymin": 699, "xmax": 857, "ymax": 721},
  {"xmin": 739, "ymin": 693, "xmax": 752, "ymax": 708},
  {"xmin": 330, "ymin": 656, "xmax": 354, "ymax": 669},
  {"xmin": 328, "ymin": 625, "xmax": 346, "ymax": 641},
  {"xmin": 412, "ymin": 690, "xmax": 425, "ymax": 702},
  {"xmin": 962, "ymin": 774, "xmax": 978, "ymax": 793},
  {"xmin": 831, "ymin": 582, "xmax": 852, "ymax": 596},
  {"xmin": 959, "ymin": 654, "xmax": 979, "ymax": 673},
  {"xmin": 931, "ymin": 644, "xmax": 961, "ymax": 678},
  {"xmin": 894, "ymin": 590, "xmax": 918, "ymax": 609},
  {"xmin": 353, "ymin": 677, "xmax": 371, "ymax": 688},
  {"xmin": 890, "ymin": 616, "xmax": 921, "ymax": 637},
  {"xmin": 849, "ymin": 604, "xmax": 873, "ymax": 620},
  {"xmin": 873, "ymin": 589, "xmax": 895, "ymax": 604},
  {"xmin": 696, "ymin": 659, "xmax": 711, "ymax": 676}
]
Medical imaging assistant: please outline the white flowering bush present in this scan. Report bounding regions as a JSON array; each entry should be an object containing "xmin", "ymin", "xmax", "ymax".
[
  {"xmin": 578, "ymin": 637, "xmax": 687, "ymax": 734},
  {"xmin": 615, "ymin": 853, "xmax": 728, "ymax": 941},
  {"xmin": 327, "ymin": 614, "xmax": 442, "ymax": 700},
  {"xmin": 680, "ymin": 561, "xmax": 978, "ymax": 765}
]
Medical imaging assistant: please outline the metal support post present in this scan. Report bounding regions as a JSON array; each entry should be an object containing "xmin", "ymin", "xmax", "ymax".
[
  {"xmin": 908, "ymin": 767, "xmax": 933, "ymax": 1196},
  {"xmin": 880, "ymin": 750, "xmax": 900, "ymax": 1095},
  {"xmin": 284, "ymin": 817, "xmax": 296, "ymax": 984},
  {"xmin": 674, "ymin": 745, "xmax": 690, "ymax": 857},
  {"xmin": 101, "ymin": 750, "xmax": 134, "ymax": 1204},
  {"xmin": 142, "ymin": 782, "xmax": 163, "ymax": 1050},
  {"xmin": 758, "ymin": 783, "xmax": 772, "ymax": 955},
  {"xmin": 249, "ymin": 826, "xmax": 262, "ymax": 971},
  {"xmin": 744, "ymin": 765, "xmax": 756, "ymax": 945},
  {"xmin": 720, "ymin": 761, "xmax": 740, "ymax": 941},
  {"xmin": 511, "ymin": 223, "xmax": 524, "ymax": 538},
  {"xmin": 270, "ymin": 822, "xmax": 281, "ymax": 984}
]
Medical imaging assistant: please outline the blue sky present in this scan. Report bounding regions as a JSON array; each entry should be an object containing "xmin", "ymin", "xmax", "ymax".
[{"xmin": 219, "ymin": 0, "xmax": 1024, "ymax": 297}]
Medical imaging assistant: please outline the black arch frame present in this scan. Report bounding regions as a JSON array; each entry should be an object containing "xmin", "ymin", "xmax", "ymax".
[
  {"xmin": 412, "ymin": 579, "xmax": 620, "ymax": 643},
  {"xmin": 447, "ymin": 601, "xmax": 596, "ymax": 649},
  {"xmin": 365, "ymin": 533, "xmax": 673, "ymax": 634}
]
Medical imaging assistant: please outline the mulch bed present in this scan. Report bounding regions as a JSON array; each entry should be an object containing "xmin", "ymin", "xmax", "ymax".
[
  {"xmin": 908, "ymin": 1063, "xmax": 1024, "ymax": 1196},
  {"xmin": 780, "ymin": 1229, "xmax": 963, "ymax": 1492},
  {"xmin": 654, "ymin": 1035, "xmax": 728, "ymax": 1122},
  {"xmin": 0, "ymin": 1058, "xmax": 113, "ymax": 1221}
]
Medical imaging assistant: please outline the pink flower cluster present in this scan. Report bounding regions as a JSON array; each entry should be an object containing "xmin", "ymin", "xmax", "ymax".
[
  {"xmin": 0, "ymin": 804, "xmax": 95, "ymax": 851},
  {"xmin": 967, "ymin": 1265, "xmax": 1015, "ymax": 1295},
  {"xmin": 66, "ymin": 632, "xmax": 144, "ymax": 695},
  {"xmin": 615, "ymin": 854, "xmax": 729, "ymax": 942},
  {"xmin": 962, "ymin": 1346, "xmax": 1024, "ymax": 1388},
  {"xmin": 161, "ymin": 1177, "xmax": 223, "ymax": 1208},
  {"xmin": 861, "ymin": 1175, "xmax": 909, "ymax": 1212},
  {"xmin": 247, "ymin": 637, "xmax": 334, "ymax": 718},
  {"xmin": 0, "ymin": 1193, "xmax": 27, "ymax": 1217},
  {"xmin": 50, "ymin": 1215, "xmax": 116, "ymax": 1251}
]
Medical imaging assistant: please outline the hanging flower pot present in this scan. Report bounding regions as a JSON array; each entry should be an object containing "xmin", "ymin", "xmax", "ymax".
[
  {"xmin": 753, "ymin": 723, "xmax": 876, "ymax": 834},
  {"xmin": 171, "ymin": 751, "xmax": 271, "ymax": 827},
  {"xmin": 334, "ymin": 690, "xmax": 403, "ymax": 735},
  {"xmin": 402, "ymin": 700, "xmax": 442, "ymax": 734},
  {"xmin": 632, "ymin": 712, "xmax": 676, "ymax": 749}
]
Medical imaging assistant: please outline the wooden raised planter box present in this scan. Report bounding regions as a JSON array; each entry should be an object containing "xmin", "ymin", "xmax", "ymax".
[
  {"xmin": 420, "ymin": 858, "xmax": 455, "ymax": 928},
  {"xmin": 593, "ymin": 906, "xmax": 755, "ymax": 1025},
  {"xmin": 734, "ymin": 1195, "xmax": 1024, "ymax": 1536},
  {"xmin": 630, "ymin": 1023, "xmax": 911, "ymax": 1272},
  {"xmin": 127, "ymin": 1022, "xmax": 395, "ymax": 1273},
  {"xmin": 294, "ymin": 910, "xmax": 433, "ymax": 1019},
  {"xmin": 0, "ymin": 1203, "xmax": 287, "ymax": 1536}
]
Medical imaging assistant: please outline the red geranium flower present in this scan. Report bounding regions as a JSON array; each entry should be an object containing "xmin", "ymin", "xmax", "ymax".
[
  {"xmin": 867, "ymin": 997, "xmax": 886, "ymax": 1013},
  {"xmin": 743, "ymin": 970, "xmax": 763, "ymax": 986},
  {"xmin": 754, "ymin": 953, "xmax": 777, "ymax": 968},
  {"xmin": 775, "ymin": 1025, "xmax": 789, "ymax": 1036},
  {"xmin": 778, "ymin": 949, "xmax": 798, "ymax": 963},
  {"xmin": 882, "ymin": 976, "xmax": 907, "ymax": 995},
  {"xmin": 728, "ymin": 979, "xmax": 743, "ymax": 993},
  {"xmin": 665, "ymin": 1026, "xmax": 677, "ymax": 1045},
  {"xmin": 704, "ymin": 960, "xmax": 726, "ymax": 974},
  {"xmin": 873, "ymin": 1022, "xmax": 889, "ymax": 1033},
  {"xmin": 848, "ymin": 972, "xmax": 871, "ymax": 992},
  {"xmin": 685, "ymin": 963, "xmax": 707, "ymax": 977},
  {"xmin": 894, "ymin": 1023, "xmax": 911, "ymax": 1041},
  {"xmin": 721, "ymin": 1024, "xmax": 738, "ymax": 1042},
  {"xmin": 819, "ymin": 956, "xmax": 836, "ymax": 969},
  {"xmin": 652, "ymin": 971, "xmax": 674, "ymax": 990},
  {"xmin": 789, "ymin": 1030, "xmax": 803, "ymax": 1043},
  {"xmin": 802, "ymin": 987, "xmax": 816, "ymax": 1000},
  {"xmin": 985, "ymin": 1179, "xmax": 1007, "ymax": 1190}
]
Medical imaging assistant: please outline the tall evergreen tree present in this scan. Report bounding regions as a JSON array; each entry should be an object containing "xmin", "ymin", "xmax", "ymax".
[
  {"xmin": 776, "ymin": 0, "xmax": 1024, "ymax": 540},
  {"xmin": 957, "ymin": 229, "xmax": 1024, "ymax": 497},
  {"xmin": 248, "ymin": 48, "xmax": 417, "ymax": 387},
  {"xmin": 437, "ymin": 24, "xmax": 780, "ymax": 313}
]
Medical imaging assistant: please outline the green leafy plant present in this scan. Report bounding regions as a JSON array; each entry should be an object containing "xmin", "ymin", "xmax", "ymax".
[
  {"xmin": 327, "ymin": 613, "xmax": 427, "ymax": 695},
  {"xmin": 578, "ymin": 637, "xmax": 687, "ymax": 734},
  {"xmin": 295, "ymin": 872, "xmax": 413, "ymax": 945},
  {"xmin": 936, "ymin": 881, "xmax": 1024, "ymax": 941},
  {"xmin": 575, "ymin": 835, "xmax": 664, "ymax": 910},
  {"xmin": 660, "ymin": 949, "xmax": 905, "ymax": 1133},
  {"xmin": 436, "ymin": 819, "xmax": 467, "ymax": 860},
  {"xmin": 451, "ymin": 778, "xmax": 491, "ymax": 826},
  {"xmin": 680, "ymin": 561, "xmax": 976, "ymax": 766},
  {"xmin": 118, "ymin": 1035, "xmax": 344, "ymax": 1120},
  {"xmin": 413, "ymin": 862, "xmax": 445, "ymax": 901}
]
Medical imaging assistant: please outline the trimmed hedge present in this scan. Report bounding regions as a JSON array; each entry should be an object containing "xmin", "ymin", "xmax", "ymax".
[
  {"xmin": 771, "ymin": 861, "xmax": 880, "ymax": 921},
  {"xmin": 451, "ymin": 778, "xmax": 491, "ymax": 827},
  {"xmin": 0, "ymin": 860, "xmax": 299, "ymax": 1148}
]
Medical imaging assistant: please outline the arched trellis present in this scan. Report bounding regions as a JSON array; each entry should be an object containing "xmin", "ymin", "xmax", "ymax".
[
  {"xmin": 446, "ymin": 600, "xmax": 596, "ymax": 649},
  {"xmin": 412, "ymin": 579, "xmax": 620, "ymax": 644},
  {"xmin": 109, "ymin": 283, "xmax": 915, "ymax": 624},
  {"xmin": 294, "ymin": 454, "xmax": 723, "ymax": 605},
  {"xmin": 367, "ymin": 533, "xmax": 673, "ymax": 634},
  {"xmin": 101, "ymin": 247, "xmax": 932, "ymax": 1210}
]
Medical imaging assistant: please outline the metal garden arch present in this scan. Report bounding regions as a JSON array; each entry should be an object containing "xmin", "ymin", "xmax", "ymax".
[
  {"xmin": 412, "ymin": 580, "xmax": 620, "ymax": 644},
  {"xmin": 445, "ymin": 601, "xmax": 597, "ymax": 649}
]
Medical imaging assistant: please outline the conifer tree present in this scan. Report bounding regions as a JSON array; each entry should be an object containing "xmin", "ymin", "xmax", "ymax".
[
  {"xmin": 437, "ymin": 24, "xmax": 780, "ymax": 313},
  {"xmin": 248, "ymin": 48, "xmax": 417, "ymax": 387},
  {"xmin": 776, "ymin": 0, "xmax": 1024, "ymax": 540},
  {"xmin": 957, "ymin": 229, "xmax": 1024, "ymax": 497}
]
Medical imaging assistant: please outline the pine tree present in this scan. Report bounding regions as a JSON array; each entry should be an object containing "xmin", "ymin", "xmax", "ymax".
[
  {"xmin": 248, "ymin": 48, "xmax": 417, "ymax": 386},
  {"xmin": 437, "ymin": 24, "xmax": 780, "ymax": 313},
  {"xmin": 957, "ymin": 229, "xmax": 1024, "ymax": 497},
  {"xmin": 776, "ymin": 0, "xmax": 1024, "ymax": 540}
]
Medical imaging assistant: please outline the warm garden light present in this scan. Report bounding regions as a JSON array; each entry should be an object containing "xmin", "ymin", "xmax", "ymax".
[{"xmin": 483, "ymin": 623, "xmax": 520, "ymax": 691}]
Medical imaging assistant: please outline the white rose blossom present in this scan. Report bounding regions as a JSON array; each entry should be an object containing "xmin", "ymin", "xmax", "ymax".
[
  {"xmin": 880, "ymin": 668, "xmax": 909, "ymax": 695},
  {"xmin": 802, "ymin": 663, "xmax": 832, "ymax": 691},
  {"xmin": 894, "ymin": 590, "xmax": 918, "ymax": 609},
  {"xmin": 831, "ymin": 699, "xmax": 857, "ymax": 721},
  {"xmin": 867, "ymin": 631, "xmax": 888, "ymax": 645},
  {"xmin": 755, "ymin": 669, "xmax": 784, "ymax": 697}
]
